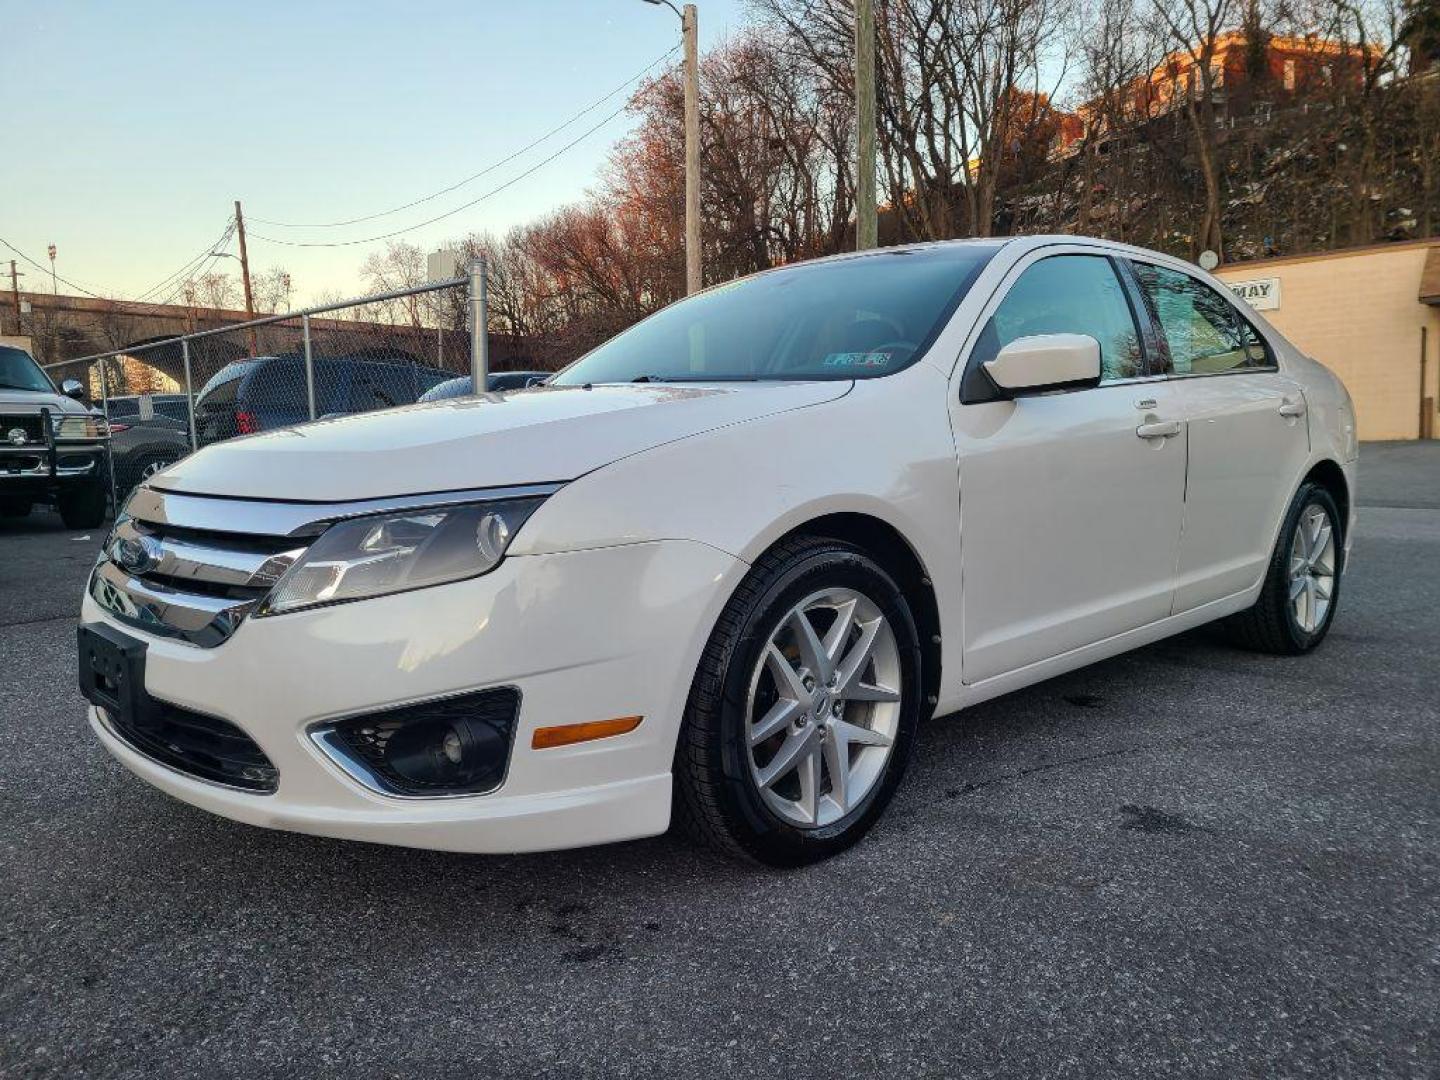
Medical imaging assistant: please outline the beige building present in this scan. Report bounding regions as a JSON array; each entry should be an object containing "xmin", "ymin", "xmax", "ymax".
[{"xmin": 1215, "ymin": 239, "xmax": 1440, "ymax": 441}]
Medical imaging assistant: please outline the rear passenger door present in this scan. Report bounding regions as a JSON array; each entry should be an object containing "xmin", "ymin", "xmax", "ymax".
[{"xmin": 1125, "ymin": 260, "xmax": 1311, "ymax": 612}]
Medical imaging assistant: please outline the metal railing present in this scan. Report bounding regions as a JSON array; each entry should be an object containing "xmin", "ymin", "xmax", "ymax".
[{"xmin": 41, "ymin": 263, "xmax": 492, "ymax": 516}]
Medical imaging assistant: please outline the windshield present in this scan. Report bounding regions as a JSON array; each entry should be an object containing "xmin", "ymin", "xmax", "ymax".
[
  {"xmin": 0, "ymin": 345, "xmax": 54, "ymax": 393},
  {"xmin": 551, "ymin": 245, "xmax": 999, "ymax": 385}
]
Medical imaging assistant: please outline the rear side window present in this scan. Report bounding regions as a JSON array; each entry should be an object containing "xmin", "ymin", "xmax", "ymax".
[
  {"xmin": 156, "ymin": 400, "xmax": 190, "ymax": 423},
  {"xmin": 198, "ymin": 371, "xmax": 244, "ymax": 405},
  {"xmin": 973, "ymin": 254, "xmax": 1143, "ymax": 383},
  {"xmin": 1130, "ymin": 262, "xmax": 1270, "ymax": 375}
]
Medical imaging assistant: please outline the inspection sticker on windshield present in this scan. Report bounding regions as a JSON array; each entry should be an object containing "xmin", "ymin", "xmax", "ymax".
[{"xmin": 822, "ymin": 351, "xmax": 893, "ymax": 369}]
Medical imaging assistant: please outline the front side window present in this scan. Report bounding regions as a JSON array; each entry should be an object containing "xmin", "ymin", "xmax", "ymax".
[
  {"xmin": 1131, "ymin": 262, "xmax": 1269, "ymax": 375},
  {"xmin": 972, "ymin": 254, "xmax": 1144, "ymax": 384},
  {"xmin": 551, "ymin": 246, "xmax": 999, "ymax": 385}
]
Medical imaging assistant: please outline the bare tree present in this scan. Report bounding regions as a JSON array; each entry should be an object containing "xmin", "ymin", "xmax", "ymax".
[{"xmin": 1148, "ymin": 0, "xmax": 1236, "ymax": 257}]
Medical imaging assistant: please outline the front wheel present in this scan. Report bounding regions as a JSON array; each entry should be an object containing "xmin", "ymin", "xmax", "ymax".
[
  {"xmin": 57, "ymin": 483, "xmax": 107, "ymax": 530},
  {"xmin": 1225, "ymin": 482, "xmax": 1343, "ymax": 654},
  {"xmin": 673, "ymin": 536, "xmax": 922, "ymax": 866}
]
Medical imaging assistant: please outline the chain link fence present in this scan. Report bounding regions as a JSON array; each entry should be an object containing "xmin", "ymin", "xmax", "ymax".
[{"xmin": 42, "ymin": 276, "xmax": 492, "ymax": 515}]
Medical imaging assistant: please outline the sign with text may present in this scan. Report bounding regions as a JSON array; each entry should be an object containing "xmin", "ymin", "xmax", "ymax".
[{"xmin": 1228, "ymin": 277, "xmax": 1281, "ymax": 311}]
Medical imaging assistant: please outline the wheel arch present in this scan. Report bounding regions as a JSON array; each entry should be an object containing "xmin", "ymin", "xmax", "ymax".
[
  {"xmin": 1302, "ymin": 458, "xmax": 1350, "ymax": 538},
  {"xmin": 766, "ymin": 512, "xmax": 942, "ymax": 718}
]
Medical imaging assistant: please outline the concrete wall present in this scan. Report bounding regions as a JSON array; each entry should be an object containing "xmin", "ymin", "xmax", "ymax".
[{"xmin": 1216, "ymin": 241, "xmax": 1440, "ymax": 440}]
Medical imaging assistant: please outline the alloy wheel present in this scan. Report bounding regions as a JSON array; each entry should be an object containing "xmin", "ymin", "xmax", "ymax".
[
  {"xmin": 745, "ymin": 587, "xmax": 902, "ymax": 829},
  {"xmin": 140, "ymin": 458, "xmax": 175, "ymax": 480},
  {"xmin": 1289, "ymin": 503, "xmax": 1337, "ymax": 634}
]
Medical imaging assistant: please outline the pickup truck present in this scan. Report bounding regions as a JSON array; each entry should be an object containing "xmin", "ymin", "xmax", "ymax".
[{"xmin": 0, "ymin": 343, "xmax": 110, "ymax": 528}]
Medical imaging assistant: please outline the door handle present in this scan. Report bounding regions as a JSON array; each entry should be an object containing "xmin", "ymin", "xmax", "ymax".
[
  {"xmin": 1278, "ymin": 400, "xmax": 1306, "ymax": 418},
  {"xmin": 1136, "ymin": 419, "xmax": 1181, "ymax": 440}
]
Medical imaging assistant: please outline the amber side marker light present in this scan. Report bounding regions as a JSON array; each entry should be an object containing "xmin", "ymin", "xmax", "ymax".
[{"xmin": 531, "ymin": 716, "xmax": 643, "ymax": 750}]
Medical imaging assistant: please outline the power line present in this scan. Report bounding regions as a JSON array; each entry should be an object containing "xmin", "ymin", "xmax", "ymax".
[
  {"xmin": 248, "ymin": 98, "xmax": 638, "ymax": 249},
  {"xmin": 1, "ymin": 219, "xmax": 239, "ymax": 307},
  {"xmin": 248, "ymin": 45, "xmax": 679, "ymax": 231},
  {"xmin": 151, "ymin": 229, "xmax": 236, "ymax": 309},
  {"xmin": 0, "ymin": 235, "xmax": 118, "ymax": 300},
  {"xmin": 132, "ymin": 219, "xmax": 237, "ymax": 303}
]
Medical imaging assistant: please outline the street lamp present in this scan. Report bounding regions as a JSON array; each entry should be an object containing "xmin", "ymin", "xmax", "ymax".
[
  {"xmin": 642, "ymin": 0, "xmax": 702, "ymax": 295},
  {"xmin": 47, "ymin": 244, "xmax": 57, "ymax": 294}
]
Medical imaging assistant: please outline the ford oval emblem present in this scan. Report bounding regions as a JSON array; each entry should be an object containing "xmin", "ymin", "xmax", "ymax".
[
  {"xmin": 6, "ymin": 427, "xmax": 25, "ymax": 446},
  {"xmin": 112, "ymin": 534, "xmax": 162, "ymax": 576}
]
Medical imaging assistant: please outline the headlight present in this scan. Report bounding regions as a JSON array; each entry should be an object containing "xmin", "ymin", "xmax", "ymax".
[
  {"xmin": 53, "ymin": 415, "xmax": 110, "ymax": 440},
  {"xmin": 260, "ymin": 497, "xmax": 544, "ymax": 616}
]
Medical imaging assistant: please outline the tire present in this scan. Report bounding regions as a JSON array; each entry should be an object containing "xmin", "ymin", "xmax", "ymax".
[
  {"xmin": 673, "ymin": 535, "xmax": 923, "ymax": 866},
  {"xmin": 57, "ymin": 483, "xmax": 107, "ymax": 530},
  {"xmin": 0, "ymin": 498, "xmax": 32, "ymax": 519},
  {"xmin": 1225, "ymin": 482, "xmax": 1343, "ymax": 655},
  {"xmin": 119, "ymin": 450, "xmax": 181, "ymax": 496}
]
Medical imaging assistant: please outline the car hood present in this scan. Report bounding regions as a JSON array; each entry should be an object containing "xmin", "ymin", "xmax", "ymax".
[
  {"xmin": 0, "ymin": 388, "xmax": 89, "ymax": 415},
  {"xmin": 149, "ymin": 381, "xmax": 851, "ymax": 502}
]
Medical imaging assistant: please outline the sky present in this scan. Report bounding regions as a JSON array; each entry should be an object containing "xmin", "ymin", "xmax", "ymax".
[{"xmin": 0, "ymin": 0, "xmax": 751, "ymax": 306}]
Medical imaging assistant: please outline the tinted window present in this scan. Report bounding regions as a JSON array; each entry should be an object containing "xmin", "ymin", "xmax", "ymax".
[
  {"xmin": 1132, "ymin": 263, "xmax": 1268, "ymax": 375},
  {"xmin": 552, "ymin": 246, "xmax": 999, "ymax": 385},
  {"xmin": 974, "ymin": 255, "xmax": 1143, "ymax": 382},
  {"xmin": 0, "ymin": 345, "xmax": 53, "ymax": 393},
  {"xmin": 197, "ymin": 363, "xmax": 256, "ymax": 405},
  {"xmin": 156, "ymin": 400, "xmax": 191, "ymax": 423}
]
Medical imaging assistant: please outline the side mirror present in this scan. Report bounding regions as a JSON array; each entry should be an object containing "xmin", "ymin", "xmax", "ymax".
[
  {"xmin": 61, "ymin": 378, "xmax": 87, "ymax": 402},
  {"xmin": 982, "ymin": 333, "xmax": 1101, "ymax": 396}
]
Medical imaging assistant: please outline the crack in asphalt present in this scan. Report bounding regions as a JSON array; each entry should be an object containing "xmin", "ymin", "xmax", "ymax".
[{"xmin": 944, "ymin": 712, "xmax": 1279, "ymax": 800}]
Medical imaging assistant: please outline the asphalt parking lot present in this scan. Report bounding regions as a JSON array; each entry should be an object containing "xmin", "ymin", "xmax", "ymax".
[{"xmin": 2, "ymin": 443, "xmax": 1437, "ymax": 1079}]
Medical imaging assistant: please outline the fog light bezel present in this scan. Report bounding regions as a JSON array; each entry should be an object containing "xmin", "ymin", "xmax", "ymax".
[{"xmin": 308, "ymin": 686, "xmax": 520, "ymax": 800}]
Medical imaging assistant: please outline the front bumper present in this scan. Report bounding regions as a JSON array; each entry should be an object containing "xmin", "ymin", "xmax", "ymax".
[
  {"xmin": 0, "ymin": 442, "xmax": 106, "ymax": 490},
  {"xmin": 82, "ymin": 538, "xmax": 744, "ymax": 853}
]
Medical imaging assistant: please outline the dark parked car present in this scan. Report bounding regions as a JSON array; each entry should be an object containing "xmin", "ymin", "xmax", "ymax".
[
  {"xmin": 103, "ymin": 395, "xmax": 193, "ymax": 496},
  {"xmin": 417, "ymin": 371, "xmax": 551, "ymax": 402},
  {"xmin": 193, "ymin": 354, "xmax": 453, "ymax": 443}
]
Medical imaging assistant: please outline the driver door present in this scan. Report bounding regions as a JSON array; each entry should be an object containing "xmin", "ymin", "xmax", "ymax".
[{"xmin": 949, "ymin": 251, "xmax": 1188, "ymax": 684}]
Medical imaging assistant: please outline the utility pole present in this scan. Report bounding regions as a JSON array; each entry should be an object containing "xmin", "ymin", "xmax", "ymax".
[
  {"xmin": 682, "ymin": 3, "xmax": 702, "ymax": 293},
  {"xmin": 643, "ymin": 1, "xmax": 703, "ymax": 294},
  {"xmin": 233, "ymin": 200, "xmax": 258, "ymax": 357},
  {"xmin": 8, "ymin": 260, "xmax": 22, "ymax": 335},
  {"xmin": 855, "ymin": 0, "xmax": 878, "ymax": 250},
  {"xmin": 46, "ymin": 244, "xmax": 58, "ymax": 293}
]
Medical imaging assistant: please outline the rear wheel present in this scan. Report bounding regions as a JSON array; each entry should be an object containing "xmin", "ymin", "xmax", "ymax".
[
  {"xmin": 57, "ymin": 483, "xmax": 107, "ymax": 530},
  {"xmin": 1225, "ymin": 482, "xmax": 1342, "ymax": 654},
  {"xmin": 673, "ymin": 536, "xmax": 922, "ymax": 865}
]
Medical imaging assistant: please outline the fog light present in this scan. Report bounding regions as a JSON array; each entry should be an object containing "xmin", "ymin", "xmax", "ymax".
[
  {"xmin": 312, "ymin": 688, "xmax": 521, "ymax": 797},
  {"xmin": 385, "ymin": 718, "xmax": 505, "ymax": 790}
]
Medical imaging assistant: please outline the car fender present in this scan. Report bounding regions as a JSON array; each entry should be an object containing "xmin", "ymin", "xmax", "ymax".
[{"xmin": 512, "ymin": 368, "xmax": 966, "ymax": 700}]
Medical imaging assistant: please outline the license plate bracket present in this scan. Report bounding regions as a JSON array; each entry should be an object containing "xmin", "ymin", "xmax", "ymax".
[{"xmin": 77, "ymin": 622, "xmax": 155, "ymax": 729}]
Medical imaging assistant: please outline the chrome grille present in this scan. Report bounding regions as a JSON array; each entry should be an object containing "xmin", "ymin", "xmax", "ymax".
[
  {"xmin": 90, "ymin": 503, "xmax": 310, "ymax": 648},
  {"xmin": 0, "ymin": 412, "xmax": 46, "ymax": 445},
  {"xmin": 89, "ymin": 481, "xmax": 564, "ymax": 647}
]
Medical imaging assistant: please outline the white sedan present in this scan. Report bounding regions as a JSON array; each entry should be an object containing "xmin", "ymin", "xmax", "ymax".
[{"xmin": 78, "ymin": 236, "xmax": 1356, "ymax": 865}]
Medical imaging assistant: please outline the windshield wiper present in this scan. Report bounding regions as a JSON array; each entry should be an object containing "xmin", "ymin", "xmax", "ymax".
[{"xmin": 630, "ymin": 374, "xmax": 669, "ymax": 383}]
